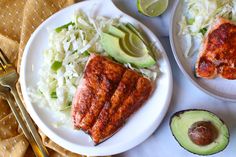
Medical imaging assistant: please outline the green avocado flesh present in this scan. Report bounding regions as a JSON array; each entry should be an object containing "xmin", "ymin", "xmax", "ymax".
[
  {"xmin": 170, "ymin": 110, "xmax": 229, "ymax": 155},
  {"xmin": 101, "ymin": 24, "xmax": 155, "ymax": 68},
  {"xmin": 107, "ymin": 25, "xmax": 138, "ymax": 57},
  {"xmin": 119, "ymin": 24, "xmax": 148, "ymax": 56},
  {"xmin": 126, "ymin": 23, "xmax": 146, "ymax": 42}
]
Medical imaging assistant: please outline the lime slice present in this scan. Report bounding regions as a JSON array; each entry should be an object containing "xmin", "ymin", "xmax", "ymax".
[{"xmin": 137, "ymin": 0, "xmax": 168, "ymax": 17}]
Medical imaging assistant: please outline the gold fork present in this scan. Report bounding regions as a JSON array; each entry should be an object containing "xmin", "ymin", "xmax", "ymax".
[
  {"xmin": 0, "ymin": 85, "xmax": 46, "ymax": 157},
  {"xmin": 0, "ymin": 49, "xmax": 49, "ymax": 157}
]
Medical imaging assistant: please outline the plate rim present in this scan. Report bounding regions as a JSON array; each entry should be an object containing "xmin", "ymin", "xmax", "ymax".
[
  {"xmin": 169, "ymin": 0, "xmax": 236, "ymax": 102},
  {"xmin": 20, "ymin": 0, "xmax": 173, "ymax": 155}
]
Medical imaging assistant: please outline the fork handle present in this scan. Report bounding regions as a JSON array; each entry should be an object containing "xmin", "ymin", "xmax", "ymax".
[
  {"xmin": 6, "ymin": 94, "xmax": 46, "ymax": 157},
  {"xmin": 10, "ymin": 86, "xmax": 49, "ymax": 157}
]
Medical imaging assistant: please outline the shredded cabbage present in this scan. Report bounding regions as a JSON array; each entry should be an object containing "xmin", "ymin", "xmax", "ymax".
[
  {"xmin": 29, "ymin": 10, "xmax": 117, "ymax": 113},
  {"xmin": 179, "ymin": 0, "xmax": 236, "ymax": 57},
  {"xmin": 29, "ymin": 10, "xmax": 159, "ymax": 120}
]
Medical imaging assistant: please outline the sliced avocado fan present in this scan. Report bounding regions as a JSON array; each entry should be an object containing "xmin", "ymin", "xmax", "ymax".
[{"xmin": 100, "ymin": 23, "xmax": 156, "ymax": 68}]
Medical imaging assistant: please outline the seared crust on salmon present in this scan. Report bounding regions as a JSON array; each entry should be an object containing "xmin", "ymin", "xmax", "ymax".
[
  {"xmin": 72, "ymin": 55, "xmax": 153, "ymax": 144},
  {"xmin": 196, "ymin": 18, "xmax": 236, "ymax": 79}
]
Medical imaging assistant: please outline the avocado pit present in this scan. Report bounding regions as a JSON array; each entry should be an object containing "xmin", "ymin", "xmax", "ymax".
[{"xmin": 188, "ymin": 121, "xmax": 218, "ymax": 146}]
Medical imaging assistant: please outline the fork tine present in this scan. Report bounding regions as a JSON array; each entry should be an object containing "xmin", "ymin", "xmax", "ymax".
[
  {"xmin": 0, "ymin": 59, "xmax": 6, "ymax": 72},
  {"xmin": 0, "ymin": 48, "xmax": 9, "ymax": 65}
]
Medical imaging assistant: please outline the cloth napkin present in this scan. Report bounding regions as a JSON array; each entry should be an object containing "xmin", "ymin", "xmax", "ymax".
[{"xmin": 0, "ymin": 0, "xmax": 86, "ymax": 156}]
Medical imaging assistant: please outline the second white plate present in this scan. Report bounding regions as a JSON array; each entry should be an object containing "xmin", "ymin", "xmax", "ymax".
[{"xmin": 170, "ymin": 0, "xmax": 236, "ymax": 102}]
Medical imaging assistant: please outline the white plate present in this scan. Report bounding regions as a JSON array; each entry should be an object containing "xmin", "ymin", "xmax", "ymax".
[
  {"xmin": 170, "ymin": 0, "xmax": 236, "ymax": 102},
  {"xmin": 20, "ymin": 0, "xmax": 173, "ymax": 156}
]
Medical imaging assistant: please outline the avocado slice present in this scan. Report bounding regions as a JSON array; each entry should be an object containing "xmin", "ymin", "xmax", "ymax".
[
  {"xmin": 108, "ymin": 25, "xmax": 149, "ymax": 57},
  {"xmin": 107, "ymin": 25, "xmax": 125, "ymax": 38},
  {"xmin": 118, "ymin": 24, "xmax": 149, "ymax": 56},
  {"xmin": 126, "ymin": 23, "xmax": 146, "ymax": 43},
  {"xmin": 101, "ymin": 32, "xmax": 155, "ymax": 68},
  {"xmin": 126, "ymin": 23, "xmax": 156, "ymax": 59},
  {"xmin": 170, "ymin": 109, "xmax": 229, "ymax": 155},
  {"xmin": 107, "ymin": 25, "xmax": 140, "ymax": 57}
]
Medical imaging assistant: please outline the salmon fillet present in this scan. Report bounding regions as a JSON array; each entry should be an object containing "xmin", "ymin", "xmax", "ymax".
[
  {"xmin": 195, "ymin": 18, "xmax": 236, "ymax": 79},
  {"xmin": 71, "ymin": 55, "xmax": 153, "ymax": 144}
]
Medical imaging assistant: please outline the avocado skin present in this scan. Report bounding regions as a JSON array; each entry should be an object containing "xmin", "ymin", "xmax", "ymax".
[{"xmin": 169, "ymin": 109, "xmax": 230, "ymax": 156}]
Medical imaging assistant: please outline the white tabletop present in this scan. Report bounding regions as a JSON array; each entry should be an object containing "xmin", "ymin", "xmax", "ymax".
[{"xmin": 112, "ymin": 0, "xmax": 236, "ymax": 157}]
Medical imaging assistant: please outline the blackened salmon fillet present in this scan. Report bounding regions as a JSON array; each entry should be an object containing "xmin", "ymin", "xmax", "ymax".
[
  {"xmin": 71, "ymin": 55, "xmax": 153, "ymax": 144},
  {"xmin": 196, "ymin": 18, "xmax": 236, "ymax": 79}
]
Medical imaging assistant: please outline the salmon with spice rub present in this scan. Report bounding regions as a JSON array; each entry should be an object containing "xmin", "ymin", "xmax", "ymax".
[
  {"xmin": 71, "ymin": 55, "xmax": 153, "ymax": 145},
  {"xmin": 195, "ymin": 17, "xmax": 236, "ymax": 79}
]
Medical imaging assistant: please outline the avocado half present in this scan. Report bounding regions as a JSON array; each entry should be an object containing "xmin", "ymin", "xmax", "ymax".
[{"xmin": 170, "ymin": 109, "xmax": 229, "ymax": 156}]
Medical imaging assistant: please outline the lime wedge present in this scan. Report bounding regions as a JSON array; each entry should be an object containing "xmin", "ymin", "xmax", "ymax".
[{"xmin": 137, "ymin": 0, "xmax": 168, "ymax": 17}]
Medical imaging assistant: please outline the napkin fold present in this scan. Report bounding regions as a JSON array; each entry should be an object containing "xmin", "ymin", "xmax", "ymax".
[{"xmin": 0, "ymin": 0, "xmax": 85, "ymax": 156}]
